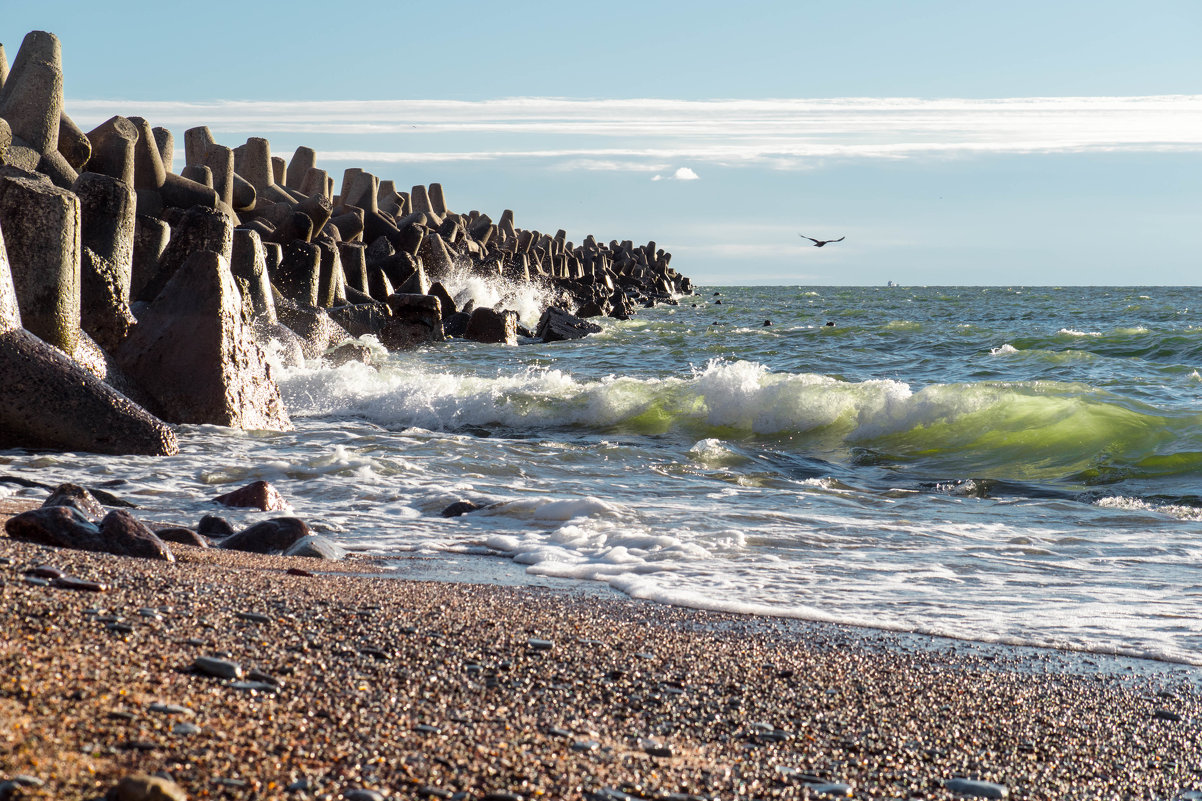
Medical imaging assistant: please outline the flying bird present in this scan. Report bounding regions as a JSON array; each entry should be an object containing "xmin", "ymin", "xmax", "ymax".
[{"xmin": 799, "ymin": 234, "xmax": 844, "ymax": 247}]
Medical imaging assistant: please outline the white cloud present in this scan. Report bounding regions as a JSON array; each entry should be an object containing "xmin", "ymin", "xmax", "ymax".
[
  {"xmin": 64, "ymin": 95, "xmax": 1202, "ymax": 173},
  {"xmin": 652, "ymin": 166, "xmax": 701, "ymax": 182}
]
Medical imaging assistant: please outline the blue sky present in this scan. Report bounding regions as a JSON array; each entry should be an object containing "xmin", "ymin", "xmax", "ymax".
[{"xmin": 3, "ymin": 0, "xmax": 1200, "ymax": 285}]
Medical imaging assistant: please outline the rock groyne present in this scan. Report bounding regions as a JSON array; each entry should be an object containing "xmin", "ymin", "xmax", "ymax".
[{"xmin": 0, "ymin": 29, "xmax": 692, "ymax": 456}]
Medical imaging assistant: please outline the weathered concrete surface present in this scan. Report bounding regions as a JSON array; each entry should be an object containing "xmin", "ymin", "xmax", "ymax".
[
  {"xmin": 0, "ymin": 169, "xmax": 80, "ymax": 354},
  {"xmin": 0, "ymin": 31, "xmax": 63, "ymax": 156},
  {"xmin": 0, "ymin": 326, "xmax": 178, "ymax": 455},
  {"xmin": 116, "ymin": 250, "xmax": 291, "ymax": 432}
]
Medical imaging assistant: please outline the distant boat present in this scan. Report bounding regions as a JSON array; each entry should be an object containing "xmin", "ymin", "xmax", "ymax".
[{"xmin": 887, "ymin": 281, "xmax": 897, "ymax": 287}]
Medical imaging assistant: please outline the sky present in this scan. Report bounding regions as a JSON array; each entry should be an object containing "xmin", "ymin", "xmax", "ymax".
[{"xmin": 2, "ymin": 0, "xmax": 1200, "ymax": 286}]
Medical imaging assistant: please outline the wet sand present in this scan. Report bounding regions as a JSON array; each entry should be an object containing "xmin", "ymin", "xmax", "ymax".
[{"xmin": 1, "ymin": 507, "xmax": 1200, "ymax": 800}]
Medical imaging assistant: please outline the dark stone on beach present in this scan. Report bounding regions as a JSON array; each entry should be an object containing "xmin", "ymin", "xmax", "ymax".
[
  {"xmin": 1153, "ymin": 708, "xmax": 1182, "ymax": 722},
  {"xmin": 42, "ymin": 483, "xmax": 106, "ymax": 521},
  {"xmin": 213, "ymin": 480, "xmax": 291, "ymax": 512},
  {"xmin": 192, "ymin": 655, "xmax": 242, "ymax": 680},
  {"xmin": 441, "ymin": 501, "xmax": 481, "ymax": 518},
  {"xmin": 220, "ymin": 517, "xmax": 311, "ymax": 554},
  {"xmin": 5, "ymin": 506, "xmax": 174, "ymax": 561},
  {"xmin": 465, "ymin": 308, "xmax": 518, "ymax": 346},
  {"xmin": 113, "ymin": 773, "xmax": 188, "ymax": 801},
  {"xmin": 115, "ymin": 250, "xmax": 292, "ymax": 431},
  {"xmin": 53, "ymin": 575, "xmax": 107, "ymax": 592},
  {"xmin": 283, "ymin": 534, "xmax": 346, "ymax": 560},
  {"xmin": 945, "ymin": 778, "xmax": 1009, "ymax": 799},
  {"xmin": 344, "ymin": 790, "xmax": 386, "ymax": 801},
  {"xmin": 536, "ymin": 306, "xmax": 603, "ymax": 343},
  {"xmin": 155, "ymin": 527, "xmax": 209, "ymax": 548},
  {"xmin": 197, "ymin": 514, "xmax": 235, "ymax": 538},
  {"xmin": 97, "ymin": 510, "xmax": 175, "ymax": 561}
]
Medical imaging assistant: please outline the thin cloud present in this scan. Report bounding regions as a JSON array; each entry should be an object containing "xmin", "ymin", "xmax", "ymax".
[{"xmin": 65, "ymin": 95, "xmax": 1202, "ymax": 172}]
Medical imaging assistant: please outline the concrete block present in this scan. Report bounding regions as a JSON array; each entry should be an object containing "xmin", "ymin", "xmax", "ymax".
[
  {"xmin": 273, "ymin": 240, "xmax": 321, "ymax": 306},
  {"xmin": 230, "ymin": 228, "xmax": 276, "ymax": 324},
  {"xmin": 0, "ymin": 31, "xmax": 62, "ymax": 155},
  {"xmin": 428, "ymin": 182, "xmax": 447, "ymax": 215},
  {"xmin": 152, "ymin": 126, "xmax": 174, "ymax": 172},
  {"xmin": 56, "ymin": 111, "xmax": 91, "ymax": 170},
  {"xmin": 84, "ymin": 116, "xmax": 137, "ymax": 186},
  {"xmin": 0, "ymin": 171, "xmax": 80, "ymax": 353},
  {"xmin": 286, "ymin": 146, "xmax": 316, "ymax": 190}
]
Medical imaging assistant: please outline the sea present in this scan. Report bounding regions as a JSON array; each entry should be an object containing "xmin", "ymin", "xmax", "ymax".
[{"xmin": 5, "ymin": 283, "xmax": 1202, "ymax": 668}]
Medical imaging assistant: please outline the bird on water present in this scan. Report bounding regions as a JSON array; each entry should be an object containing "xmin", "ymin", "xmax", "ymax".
[{"xmin": 799, "ymin": 234, "xmax": 845, "ymax": 247}]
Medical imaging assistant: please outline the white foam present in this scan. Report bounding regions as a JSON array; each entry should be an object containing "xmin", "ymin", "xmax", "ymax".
[{"xmin": 990, "ymin": 343, "xmax": 1019, "ymax": 355}]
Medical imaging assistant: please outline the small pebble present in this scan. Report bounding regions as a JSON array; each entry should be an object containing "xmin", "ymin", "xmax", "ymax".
[
  {"xmin": 945, "ymin": 778, "xmax": 1009, "ymax": 799},
  {"xmin": 235, "ymin": 611, "xmax": 271, "ymax": 623},
  {"xmin": 23, "ymin": 575, "xmax": 50, "ymax": 586},
  {"xmin": 809, "ymin": 783, "xmax": 854, "ymax": 797},
  {"xmin": 344, "ymin": 790, "xmax": 385, "ymax": 801},
  {"xmin": 148, "ymin": 702, "xmax": 191, "ymax": 715},
  {"xmin": 193, "ymin": 655, "xmax": 243, "ymax": 680},
  {"xmin": 1153, "ymin": 708, "xmax": 1182, "ymax": 722},
  {"xmin": 572, "ymin": 739, "xmax": 601, "ymax": 752},
  {"xmin": 230, "ymin": 680, "xmax": 279, "ymax": 693},
  {"xmin": 171, "ymin": 722, "xmax": 201, "ymax": 736},
  {"xmin": 528, "ymin": 638, "xmax": 554, "ymax": 651}
]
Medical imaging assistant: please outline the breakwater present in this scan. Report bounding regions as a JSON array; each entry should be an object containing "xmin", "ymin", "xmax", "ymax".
[{"xmin": 0, "ymin": 29, "xmax": 692, "ymax": 457}]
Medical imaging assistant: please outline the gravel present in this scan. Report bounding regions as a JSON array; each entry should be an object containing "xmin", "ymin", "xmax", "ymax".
[{"xmin": 0, "ymin": 533, "xmax": 1199, "ymax": 800}]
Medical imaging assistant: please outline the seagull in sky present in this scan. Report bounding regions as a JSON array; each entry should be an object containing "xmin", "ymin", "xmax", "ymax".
[{"xmin": 799, "ymin": 234, "xmax": 845, "ymax": 247}]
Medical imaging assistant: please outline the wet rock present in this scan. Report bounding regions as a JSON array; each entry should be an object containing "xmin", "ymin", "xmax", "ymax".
[
  {"xmin": 440, "ymin": 500, "xmax": 481, "ymax": 518},
  {"xmin": 97, "ymin": 510, "xmax": 175, "ymax": 561},
  {"xmin": 155, "ymin": 527, "xmax": 209, "ymax": 548},
  {"xmin": 324, "ymin": 341, "xmax": 373, "ymax": 367},
  {"xmin": 197, "ymin": 514, "xmax": 235, "ymax": 538},
  {"xmin": 536, "ymin": 306, "xmax": 603, "ymax": 343},
  {"xmin": 464, "ymin": 307, "xmax": 518, "ymax": 346},
  {"xmin": 42, "ymin": 483, "xmax": 106, "ymax": 520},
  {"xmin": 213, "ymin": 480, "xmax": 291, "ymax": 512},
  {"xmin": 274, "ymin": 296, "xmax": 349, "ymax": 359},
  {"xmin": 380, "ymin": 293, "xmax": 443, "ymax": 350},
  {"xmin": 283, "ymin": 534, "xmax": 346, "ymax": 560},
  {"xmin": 4, "ymin": 505, "xmax": 174, "ymax": 561},
  {"xmin": 219, "ymin": 517, "xmax": 311, "ymax": 554}
]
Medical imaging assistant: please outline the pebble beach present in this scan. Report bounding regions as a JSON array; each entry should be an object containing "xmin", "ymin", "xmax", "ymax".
[{"xmin": 2, "ymin": 501, "xmax": 1200, "ymax": 801}]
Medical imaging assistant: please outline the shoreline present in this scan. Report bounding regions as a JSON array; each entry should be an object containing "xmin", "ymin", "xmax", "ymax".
[{"xmin": 2, "ymin": 529, "xmax": 1199, "ymax": 799}]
